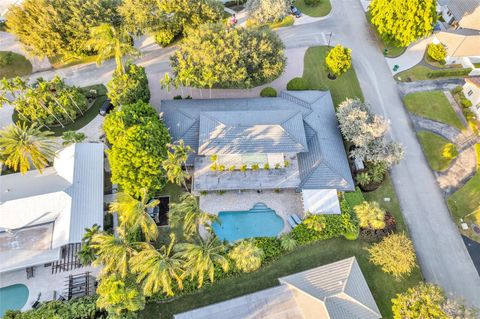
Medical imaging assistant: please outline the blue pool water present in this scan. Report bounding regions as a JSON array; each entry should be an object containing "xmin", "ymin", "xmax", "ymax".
[
  {"xmin": 212, "ymin": 203, "xmax": 284, "ymax": 242},
  {"xmin": 0, "ymin": 284, "xmax": 29, "ymax": 316}
]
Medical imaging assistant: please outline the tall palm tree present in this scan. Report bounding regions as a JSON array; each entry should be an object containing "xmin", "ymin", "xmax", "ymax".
[
  {"xmin": 86, "ymin": 24, "xmax": 139, "ymax": 73},
  {"xmin": 78, "ymin": 224, "xmax": 101, "ymax": 266},
  {"xmin": 91, "ymin": 230, "xmax": 143, "ymax": 278},
  {"xmin": 168, "ymin": 193, "xmax": 216, "ymax": 240},
  {"xmin": 162, "ymin": 139, "xmax": 193, "ymax": 191},
  {"xmin": 130, "ymin": 234, "xmax": 184, "ymax": 296},
  {"xmin": 109, "ymin": 189, "xmax": 159, "ymax": 242},
  {"xmin": 175, "ymin": 235, "xmax": 229, "ymax": 288},
  {"xmin": 0, "ymin": 123, "xmax": 57, "ymax": 175}
]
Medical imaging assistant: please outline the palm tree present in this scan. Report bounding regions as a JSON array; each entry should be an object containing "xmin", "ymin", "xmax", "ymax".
[
  {"xmin": 162, "ymin": 140, "xmax": 193, "ymax": 191},
  {"xmin": 62, "ymin": 131, "xmax": 86, "ymax": 146},
  {"xmin": 228, "ymin": 240, "xmax": 264, "ymax": 273},
  {"xmin": 91, "ymin": 230, "xmax": 143, "ymax": 278},
  {"xmin": 130, "ymin": 234, "xmax": 184, "ymax": 296},
  {"xmin": 175, "ymin": 235, "xmax": 229, "ymax": 288},
  {"xmin": 86, "ymin": 24, "xmax": 139, "ymax": 73},
  {"xmin": 109, "ymin": 189, "xmax": 159, "ymax": 242},
  {"xmin": 168, "ymin": 193, "xmax": 216, "ymax": 240},
  {"xmin": 0, "ymin": 123, "xmax": 57, "ymax": 175},
  {"xmin": 78, "ymin": 224, "xmax": 101, "ymax": 266}
]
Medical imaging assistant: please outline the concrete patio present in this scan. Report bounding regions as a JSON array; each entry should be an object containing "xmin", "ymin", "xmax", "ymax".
[{"xmin": 199, "ymin": 189, "xmax": 304, "ymax": 234}]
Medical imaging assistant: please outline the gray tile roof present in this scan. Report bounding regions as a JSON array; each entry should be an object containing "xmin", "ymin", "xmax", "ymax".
[
  {"xmin": 161, "ymin": 91, "xmax": 354, "ymax": 191},
  {"xmin": 447, "ymin": 0, "xmax": 480, "ymax": 21},
  {"xmin": 279, "ymin": 257, "xmax": 381, "ymax": 319}
]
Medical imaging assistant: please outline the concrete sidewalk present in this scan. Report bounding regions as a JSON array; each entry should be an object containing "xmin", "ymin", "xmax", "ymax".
[{"xmin": 385, "ymin": 37, "xmax": 431, "ymax": 75}]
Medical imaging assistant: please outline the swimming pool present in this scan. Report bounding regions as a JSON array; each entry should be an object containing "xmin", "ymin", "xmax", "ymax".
[
  {"xmin": 0, "ymin": 284, "xmax": 29, "ymax": 316},
  {"xmin": 212, "ymin": 203, "xmax": 284, "ymax": 242}
]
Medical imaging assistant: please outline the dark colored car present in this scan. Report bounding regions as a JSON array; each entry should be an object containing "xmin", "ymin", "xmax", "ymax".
[
  {"xmin": 291, "ymin": 5, "xmax": 302, "ymax": 18},
  {"xmin": 99, "ymin": 99, "xmax": 113, "ymax": 116}
]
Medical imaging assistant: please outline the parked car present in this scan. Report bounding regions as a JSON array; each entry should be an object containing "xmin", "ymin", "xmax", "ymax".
[
  {"xmin": 99, "ymin": 99, "xmax": 113, "ymax": 116},
  {"xmin": 290, "ymin": 5, "xmax": 302, "ymax": 18}
]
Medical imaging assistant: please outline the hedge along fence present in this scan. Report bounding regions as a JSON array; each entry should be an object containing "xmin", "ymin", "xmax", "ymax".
[{"xmin": 426, "ymin": 68, "xmax": 472, "ymax": 79}]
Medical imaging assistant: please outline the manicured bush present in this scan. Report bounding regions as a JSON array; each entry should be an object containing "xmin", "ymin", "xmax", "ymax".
[
  {"xmin": 260, "ymin": 87, "xmax": 277, "ymax": 97},
  {"xmin": 442, "ymin": 143, "xmax": 458, "ymax": 160},
  {"xmin": 107, "ymin": 63, "xmax": 150, "ymax": 107},
  {"xmin": 287, "ymin": 77, "xmax": 309, "ymax": 90},
  {"xmin": 452, "ymin": 86, "xmax": 463, "ymax": 94},
  {"xmin": 154, "ymin": 29, "xmax": 177, "ymax": 47},
  {"xmin": 253, "ymin": 237, "xmax": 283, "ymax": 262},
  {"xmin": 0, "ymin": 51, "xmax": 14, "ymax": 66},
  {"xmin": 427, "ymin": 43, "xmax": 447, "ymax": 62},
  {"xmin": 368, "ymin": 233, "xmax": 416, "ymax": 279},
  {"xmin": 426, "ymin": 68, "xmax": 472, "ymax": 79},
  {"xmin": 461, "ymin": 98, "xmax": 473, "ymax": 108},
  {"xmin": 304, "ymin": 0, "xmax": 321, "ymax": 5},
  {"xmin": 325, "ymin": 45, "xmax": 352, "ymax": 78},
  {"xmin": 359, "ymin": 212, "xmax": 396, "ymax": 242},
  {"xmin": 354, "ymin": 201, "xmax": 386, "ymax": 230}
]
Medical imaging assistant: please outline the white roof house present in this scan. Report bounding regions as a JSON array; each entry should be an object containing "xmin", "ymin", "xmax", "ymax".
[
  {"xmin": 174, "ymin": 257, "xmax": 381, "ymax": 319},
  {"xmin": 0, "ymin": 143, "xmax": 104, "ymax": 273}
]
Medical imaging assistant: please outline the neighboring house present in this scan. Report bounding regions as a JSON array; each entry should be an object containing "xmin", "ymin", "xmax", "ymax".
[
  {"xmin": 0, "ymin": 143, "xmax": 104, "ymax": 275},
  {"xmin": 440, "ymin": 0, "xmax": 480, "ymax": 30},
  {"xmin": 433, "ymin": 31, "xmax": 480, "ymax": 69},
  {"xmin": 174, "ymin": 257, "xmax": 381, "ymax": 319},
  {"xmin": 0, "ymin": 0, "xmax": 21, "ymax": 20},
  {"xmin": 161, "ymin": 90, "xmax": 355, "ymax": 215},
  {"xmin": 463, "ymin": 77, "xmax": 480, "ymax": 116}
]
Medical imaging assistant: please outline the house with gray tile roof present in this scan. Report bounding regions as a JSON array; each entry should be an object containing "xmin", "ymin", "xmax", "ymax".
[
  {"xmin": 441, "ymin": 0, "xmax": 480, "ymax": 30},
  {"xmin": 174, "ymin": 257, "xmax": 381, "ymax": 319},
  {"xmin": 161, "ymin": 90, "xmax": 354, "ymax": 215}
]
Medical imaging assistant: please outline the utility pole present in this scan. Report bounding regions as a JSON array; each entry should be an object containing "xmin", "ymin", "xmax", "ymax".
[{"xmin": 327, "ymin": 32, "xmax": 333, "ymax": 47}]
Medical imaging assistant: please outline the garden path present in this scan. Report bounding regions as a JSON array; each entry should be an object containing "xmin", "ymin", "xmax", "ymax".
[
  {"xmin": 443, "ymin": 90, "xmax": 469, "ymax": 128},
  {"xmin": 397, "ymin": 78, "xmax": 464, "ymax": 96},
  {"xmin": 410, "ymin": 114, "xmax": 462, "ymax": 141}
]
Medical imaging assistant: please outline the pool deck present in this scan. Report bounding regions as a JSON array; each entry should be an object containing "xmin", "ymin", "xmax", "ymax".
[
  {"xmin": 0, "ymin": 265, "xmax": 100, "ymax": 312},
  {"xmin": 199, "ymin": 189, "xmax": 304, "ymax": 234}
]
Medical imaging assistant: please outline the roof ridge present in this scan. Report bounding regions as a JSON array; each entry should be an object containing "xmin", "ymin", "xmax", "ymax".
[
  {"xmin": 198, "ymin": 114, "xmax": 226, "ymax": 154},
  {"xmin": 341, "ymin": 257, "xmax": 355, "ymax": 292},
  {"xmin": 280, "ymin": 112, "xmax": 308, "ymax": 150},
  {"xmin": 174, "ymin": 108, "xmax": 199, "ymax": 141},
  {"xmin": 331, "ymin": 292, "xmax": 382, "ymax": 318}
]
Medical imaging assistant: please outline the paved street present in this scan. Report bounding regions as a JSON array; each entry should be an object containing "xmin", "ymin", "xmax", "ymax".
[
  {"xmin": 277, "ymin": 0, "xmax": 480, "ymax": 307},
  {"xmin": 2, "ymin": 0, "xmax": 479, "ymax": 306}
]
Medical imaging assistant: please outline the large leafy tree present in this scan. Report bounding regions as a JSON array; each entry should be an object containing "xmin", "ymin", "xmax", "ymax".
[
  {"xmin": 6, "ymin": 0, "xmax": 120, "ymax": 59},
  {"xmin": 103, "ymin": 101, "xmax": 171, "ymax": 198},
  {"xmin": 245, "ymin": 0, "xmax": 290, "ymax": 24},
  {"xmin": 107, "ymin": 63, "xmax": 150, "ymax": 107},
  {"xmin": 369, "ymin": 0, "xmax": 437, "ymax": 47},
  {"xmin": 109, "ymin": 189, "xmax": 159, "ymax": 242},
  {"xmin": 168, "ymin": 193, "xmax": 216, "ymax": 240},
  {"xmin": 175, "ymin": 235, "xmax": 229, "ymax": 288},
  {"xmin": 0, "ymin": 123, "xmax": 57, "ymax": 175},
  {"xmin": 391, "ymin": 283, "xmax": 447, "ymax": 318},
  {"xmin": 368, "ymin": 233, "xmax": 416, "ymax": 279},
  {"xmin": 86, "ymin": 24, "xmax": 139, "ymax": 73},
  {"xmin": 130, "ymin": 234, "xmax": 185, "ymax": 296},
  {"xmin": 325, "ymin": 45, "xmax": 352, "ymax": 78},
  {"xmin": 96, "ymin": 274, "xmax": 145, "ymax": 318},
  {"xmin": 171, "ymin": 23, "xmax": 286, "ymax": 89}
]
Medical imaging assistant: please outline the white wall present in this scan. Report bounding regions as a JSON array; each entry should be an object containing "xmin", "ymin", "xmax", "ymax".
[{"xmin": 463, "ymin": 82, "xmax": 480, "ymax": 117}]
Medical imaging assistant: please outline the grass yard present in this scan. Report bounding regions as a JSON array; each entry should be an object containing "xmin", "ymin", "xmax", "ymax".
[
  {"xmin": 448, "ymin": 172, "xmax": 480, "ymax": 225},
  {"xmin": 0, "ymin": 51, "xmax": 32, "ymax": 79},
  {"xmin": 366, "ymin": 13, "xmax": 405, "ymax": 58},
  {"xmin": 143, "ymin": 175, "xmax": 422, "ymax": 319},
  {"xmin": 269, "ymin": 15, "xmax": 295, "ymax": 28},
  {"xmin": 403, "ymin": 91, "xmax": 465, "ymax": 131},
  {"xmin": 302, "ymin": 46, "xmax": 364, "ymax": 106},
  {"xmin": 49, "ymin": 54, "xmax": 101, "ymax": 69},
  {"xmin": 294, "ymin": 0, "xmax": 332, "ymax": 17},
  {"xmin": 416, "ymin": 131, "xmax": 455, "ymax": 172},
  {"xmin": 394, "ymin": 65, "xmax": 472, "ymax": 82}
]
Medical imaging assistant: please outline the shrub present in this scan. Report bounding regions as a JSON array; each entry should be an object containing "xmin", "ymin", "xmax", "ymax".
[
  {"xmin": 279, "ymin": 234, "xmax": 297, "ymax": 251},
  {"xmin": 228, "ymin": 165, "xmax": 235, "ymax": 171},
  {"xmin": 229, "ymin": 240, "xmax": 264, "ymax": 273},
  {"xmin": 368, "ymin": 233, "xmax": 416, "ymax": 279},
  {"xmin": 154, "ymin": 29, "xmax": 177, "ymax": 47},
  {"xmin": 303, "ymin": 213, "xmax": 327, "ymax": 232},
  {"xmin": 253, "ymin": 237, "xmax": 283, "ymax": 262},
  {"xmin": 426, "ymin": 68, "xmax": 472, "ymax": 79},
  {"xmin": 392, "ymin": 283, "xmax": 446, "ymax": 318},
  {"xmin": 173, "ymin": 95, "xmax": 182, "ymax": 100},
  {"xmin": 343, "ymin": 228, "xmax": 359, "ymax": 240},
  {"xmin": 452, "ymin": 86, "xmax": 463, "ymax": 94},
  {"xmin": 427, "ymin": 43, "xmax": 447, "ymax": 62},
  {"xmin": 284, "ymin": 160, "xmax": 290, "ymax": 167},
  {"xmin": 263, "ymin": 163, "xmax": 270, "ymax": 170},
  {"xmin": 260, "ymin": 87, "xmax": 277, "ymax": 97},
  {"xmin": 251, "ymin": 163, "xmax": 259, "ymax": 171},
  {"xmin": 354, "ymin": 201, "xmax": 386, "ymax": 230},
  {"xmin": 287, "ymin": 77, "xmax": 309, "ymax": 90},
  {"xmin": 461, "ymin": 98, "xmax": 473, "ymax": 108},
  {"xmin": 359, "ymin": 212, "xmax": 396, "ymax": 242},
  {"xmin": 325, "ymin": 45, "xmax": 352, "ymax": 78},
  {"xmin": 442, "ymin": 143, "xmax": 458, "ymax": 160},
  {"xmin": 304, "ymin": 0, "xmax": 321, "ymax": 5},
  {"xmin": 107, "ymin": 63, "xmax": 150, "ymax": 107},
  {"xmin": 355, "ymin": 172, "xmax": 371, "ymax": 186}
]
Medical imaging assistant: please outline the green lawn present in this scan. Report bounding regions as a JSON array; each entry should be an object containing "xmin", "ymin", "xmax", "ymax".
[
  {"xmin": 269, "ymin": 15, "xmax": 295, "ymax": 28},
  {"xmin": 157, "ymin": 182, "xmax": 187, "ymax": 204},
  {"xmin": 302, "ymin": 46, "xmax": 364, "ymax": 106},
  {"xmin": 366, "ymin": 13, "xmax": 405, "ymax": 58},
  {"xmin": 403, "ymin": 91, "xmax": 465, "ymax": 131},
  {"xmin": 294, "ymin": 0, "xmax": 332, "ymax": 17},
  {"xmin": 0, "ymin": 51, "xmax": 32, "ymax": 79},
  {"xmin": 416, "ymin": 131, "xmax": 454, "ymax": 172},
  {"xmin": 143, "ymin": 175, "xmax": 422, "ymax": 319},
  {"xmin": 49, "ymin": 54, "xmax": 100, "ymax": 69},
  {"xmin": 394, "ymin": 65, "xmax": 472, "ymax": 82},
  {"xmin": 448, "ymin": 172, "xmax": 480, "ymax": 224}
]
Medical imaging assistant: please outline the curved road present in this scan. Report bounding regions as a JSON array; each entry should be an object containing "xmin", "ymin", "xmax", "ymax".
[{"xmin": 277, "ymin": 0, "xmax": 480, "ymax": 306}]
